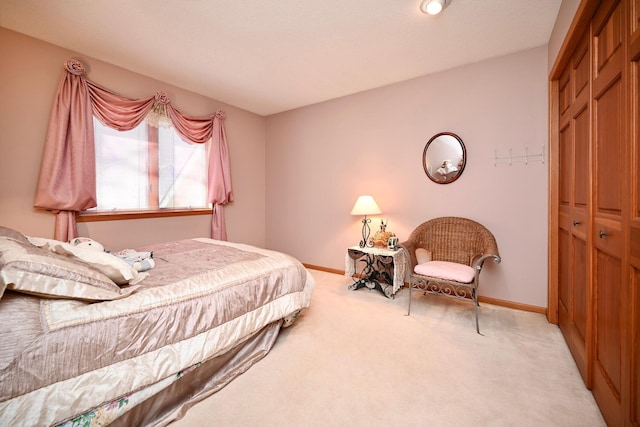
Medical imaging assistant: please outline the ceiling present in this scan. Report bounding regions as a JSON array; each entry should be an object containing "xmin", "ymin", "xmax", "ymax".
[{"xmin": 0, "ymin": 0, "xmax": 562, "ymax": 116}]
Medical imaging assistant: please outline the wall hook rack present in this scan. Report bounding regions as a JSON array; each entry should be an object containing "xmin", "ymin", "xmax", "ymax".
[{"xmin": 494, "ymin": 145, "xmax": 545, "ymax": 166}]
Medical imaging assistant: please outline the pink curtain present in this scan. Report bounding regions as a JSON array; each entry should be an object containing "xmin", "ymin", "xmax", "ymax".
[
  {"xmin": 34, "ymin": 60, "xmax": 96, "ymax": 240},
  {"xmin": 87, "ymin": 81, "xmax": 155, "ymax": 131},
  {"xmin": 34, "ymin": 59, "xmax": 233, "ymax": 241},
  {"xmin": 167, "ymin": 105, "xmax": 234, "ymax": 240}
]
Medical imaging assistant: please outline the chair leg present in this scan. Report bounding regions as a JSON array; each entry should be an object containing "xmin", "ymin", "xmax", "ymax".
[
  {"xmin": 473, "ymin": 290, "xmax": 481, "ymax": 335},
  {"xmin": 407, "ymin": 283, "xmax": 412, "ymax": 315}
]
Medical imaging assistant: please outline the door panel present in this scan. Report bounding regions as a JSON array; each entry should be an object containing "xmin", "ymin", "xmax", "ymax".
[
  {"xmin": 591, "ymin": 1, "xmax": 625, "ymax": 425},
  {"xmin": 559, "ymin": 123, "xmax": 572, "ymax": 208},
  {"xmin": 573, "ymin": 238, "xmax": 588, "ymax": 342},
  {"xmin": 574, "ymin": 40, "xmax": 590, "ymax": 96},
  {"xmin": 594, "ymin": 76, "xmax": 623, "ymax": 216},
  {"xmin": 559, "ymin": 228, "xmax": 571, "ymax": 326},
  {"xmin": 560, "ymin": 70, "xmax": 571, "ymax": 116},
  {"xmin": 594, "ymin": 251, "xmax": 622, "ymax": 394},
  {"xmin": 595, "ymin": 3, "xmax": 622, "ymax": 74},
  {"xmin": 574, "ymin": 107, "xmax": 590, "ymax": 209},
  {"xmin": 593, "ymin": 249, "xmax": 623, "ymax": 426}
]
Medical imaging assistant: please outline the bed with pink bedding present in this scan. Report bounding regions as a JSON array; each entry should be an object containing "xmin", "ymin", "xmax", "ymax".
[{"xmin": 0, "ymin": 226, "xmax": 314, "ymax": 426}]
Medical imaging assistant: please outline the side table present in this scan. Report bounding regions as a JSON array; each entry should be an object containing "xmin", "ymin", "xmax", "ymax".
[{"xmin": 345, "ymin": 245, "xmax": 406, "ymax": 298}]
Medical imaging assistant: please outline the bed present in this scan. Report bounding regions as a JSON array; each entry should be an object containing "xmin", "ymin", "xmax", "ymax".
[{"xmin": 0, "ymin": 226, "xmax": 314, "ymax": 426}]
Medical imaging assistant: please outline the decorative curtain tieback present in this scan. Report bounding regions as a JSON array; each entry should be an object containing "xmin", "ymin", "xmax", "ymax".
[
  {"xmin": 65, "ymin": 59, "xmax": 86, "ymax": 76},
  {"xmin": 147, "ymin": 91, "xmax": 171, "ymax": 128}
]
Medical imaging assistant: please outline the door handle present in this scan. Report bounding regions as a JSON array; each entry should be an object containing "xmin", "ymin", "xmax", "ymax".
[
  {"xmin": 572, "ymin": 220, "xmax": 581, "ymax": 226},
  {"xmin": 599, "ymin": 230, "xmax": 608, "ymax": 238}
]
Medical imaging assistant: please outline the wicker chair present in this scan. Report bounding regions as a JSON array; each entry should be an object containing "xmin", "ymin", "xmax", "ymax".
[{"xmin": 401, "ymin": 217, "xmax": 501, "ymax": 334}]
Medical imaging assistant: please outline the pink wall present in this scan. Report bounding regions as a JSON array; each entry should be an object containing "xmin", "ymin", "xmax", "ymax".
[
  {"xmin": 266, "ymin": 46, "xmax": 549, "ymax": 308},
  {"xmin": 1, "ymin": 26, "xmax": 553, "ymax": 308},
  {"xmin": 0, "ymin": 28, "xmax": 267, "ymax": 250}
]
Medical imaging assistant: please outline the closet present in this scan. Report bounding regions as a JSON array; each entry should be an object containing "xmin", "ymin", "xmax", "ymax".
[{"xmin": 549, "ymin": 0, "xmax": 639, "ymax": 425}]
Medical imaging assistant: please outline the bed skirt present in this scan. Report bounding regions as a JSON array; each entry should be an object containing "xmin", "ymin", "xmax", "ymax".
[{"xmin": 72, "ymin": 320, "xmax": 283, "ymax": 427}]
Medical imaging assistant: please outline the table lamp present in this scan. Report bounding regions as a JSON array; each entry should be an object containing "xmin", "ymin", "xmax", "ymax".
[{"xmin": 350, "ymin": 195, "xmax": 382, "ymax": 248}]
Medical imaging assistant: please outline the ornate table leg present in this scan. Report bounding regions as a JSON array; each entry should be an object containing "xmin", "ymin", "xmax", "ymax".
[{"xmin": 347, "ymin": 250, "xmax": 394, "ymax": 298}]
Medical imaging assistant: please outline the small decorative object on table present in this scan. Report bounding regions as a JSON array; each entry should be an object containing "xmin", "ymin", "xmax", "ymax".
[
  {"xmin": 387, "ymin": 236, "xmax": 398, "ymax": 250},
  {"xmin": 372, "ymin": 219, "xmax": 396, "ymax": 248}
]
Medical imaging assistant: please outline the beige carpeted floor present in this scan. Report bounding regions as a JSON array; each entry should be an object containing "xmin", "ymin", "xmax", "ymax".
[{"xmin": 172, "ymin": 269, "xmax": 605, "ymax": 426}]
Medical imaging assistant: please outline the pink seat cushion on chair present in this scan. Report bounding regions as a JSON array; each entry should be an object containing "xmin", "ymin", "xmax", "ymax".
[{"xmin": 414, "ymin": 261, "xmax": 475, "ymax": 284}]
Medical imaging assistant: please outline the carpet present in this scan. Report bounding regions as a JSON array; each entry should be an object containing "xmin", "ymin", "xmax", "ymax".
[{"xmin": 172, "ymin": 269, "xmax": 605, "ymax": 426}]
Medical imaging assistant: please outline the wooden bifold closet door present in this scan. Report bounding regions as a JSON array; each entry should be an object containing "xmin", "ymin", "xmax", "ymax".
[
  {"xmin": 557, "ymin": 25, "xmax": 591, "ymax": 384},
  {"xmin": 591, "ymin": 1, "xmax": 626, "ymax": 424},
  {"xmin": 550, "ymin": 0, "xmax": 638, "ymax": 425}
]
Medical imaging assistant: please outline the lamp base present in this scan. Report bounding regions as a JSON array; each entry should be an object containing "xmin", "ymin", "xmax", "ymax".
[{"xmin": 359, "ymin": 216, "xmax": 372, "ymax": 248}]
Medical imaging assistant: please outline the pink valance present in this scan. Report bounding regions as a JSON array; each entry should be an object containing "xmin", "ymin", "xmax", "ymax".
[{"xmin": 34, "ymin": 58, "xmax": 233, "ymax": 241}]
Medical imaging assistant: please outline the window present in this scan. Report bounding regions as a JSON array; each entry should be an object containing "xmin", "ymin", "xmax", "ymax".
[{"xmin": 89, "ymin": 117, "xmax": 209, "ymax": 214}]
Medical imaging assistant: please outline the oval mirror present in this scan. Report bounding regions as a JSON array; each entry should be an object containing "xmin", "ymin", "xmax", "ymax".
[{"xmin": 422, "ymin": 132, "xmax": 466, "ymax": 184}]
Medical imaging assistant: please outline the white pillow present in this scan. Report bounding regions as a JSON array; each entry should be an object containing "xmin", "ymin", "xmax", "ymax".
[
  {"xmin": 27, "ymin": 237, "xmax": 146, "ymax": 285},
  {"xmin": 415, "ymin": 248, "xmax": 432, "ymax": 264},
  {"xmin": 0, "ymin": 237, "xmax": 132, "ymax": 301}
]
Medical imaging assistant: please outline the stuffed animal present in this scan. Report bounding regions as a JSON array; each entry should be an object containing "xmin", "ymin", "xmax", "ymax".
[
  {"xmin": 113, "ymin": 249, "xmax": 155, "ymax": 272},
  {"xmin": 69, "ymin": 237, "xmax": 106, "ymax": 252},
  {"xmin": 69, "ymin": 237, "xmax": 155, "ymax": 272}
]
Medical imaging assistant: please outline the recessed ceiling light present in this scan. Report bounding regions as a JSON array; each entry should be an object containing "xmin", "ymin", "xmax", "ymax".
[{"xmin": 420, "ymin": 0, "xmax": 450, "ymax": 15}]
